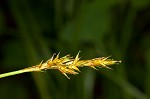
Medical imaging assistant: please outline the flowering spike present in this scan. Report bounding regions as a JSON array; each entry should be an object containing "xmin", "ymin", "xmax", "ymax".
[{"xmin": 0, "ymin": 52, "xmax": 121, "ymax": 79}]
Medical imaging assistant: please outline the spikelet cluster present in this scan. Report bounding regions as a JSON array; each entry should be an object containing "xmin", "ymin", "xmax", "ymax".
[{"xmin": 24, "ymin": 52, "xmax": 121, "ymax": 79}]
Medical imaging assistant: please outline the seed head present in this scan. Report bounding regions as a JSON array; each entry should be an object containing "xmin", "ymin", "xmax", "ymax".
[{"xmin": 24, "ymin": 52, "xmax": 121, "ymax": 79}]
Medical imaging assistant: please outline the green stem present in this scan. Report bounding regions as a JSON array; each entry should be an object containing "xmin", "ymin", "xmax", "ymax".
[{"xmin": 0, "ymin": 69, "xmax": 28, "ymax": 78}]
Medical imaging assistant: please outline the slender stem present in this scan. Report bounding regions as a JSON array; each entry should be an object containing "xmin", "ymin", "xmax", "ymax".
[{"xmin": 0, "ymin": 69, "xmax": 29, "ymax": 78}]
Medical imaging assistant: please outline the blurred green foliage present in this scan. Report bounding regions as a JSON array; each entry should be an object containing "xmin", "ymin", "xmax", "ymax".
[{"xmin": 0, "ymin": 0, "xmax": 150, "ymax": 99}]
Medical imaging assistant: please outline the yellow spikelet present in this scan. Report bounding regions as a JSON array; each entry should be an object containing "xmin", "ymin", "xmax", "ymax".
[{"xmin": 1, "ymin": 52, "xmax": 121, "ymax": 79}]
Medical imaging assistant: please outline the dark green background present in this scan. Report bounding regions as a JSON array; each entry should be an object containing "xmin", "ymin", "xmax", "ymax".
[{"xmin": 0, "ymin": 0, "xmax": 150, "ymax": 99}]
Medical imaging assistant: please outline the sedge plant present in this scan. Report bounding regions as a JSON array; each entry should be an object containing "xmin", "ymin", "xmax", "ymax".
[{"xmin": 0, "ymin": 52, "xmax": 121, "ymax": 79}]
